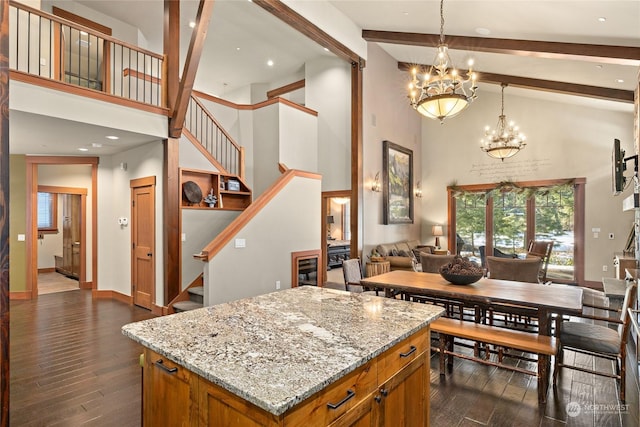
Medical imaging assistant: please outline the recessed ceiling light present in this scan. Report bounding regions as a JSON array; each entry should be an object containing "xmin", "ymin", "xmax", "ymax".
[
  {"xmin": 236, "ymin": 47, "xmax": 240, "ymax": 51},
  {"xmin": 78, "ymin": 148, "xmax": 89, "ymax": 152},
  {"xmin": 92, "ymin": 143, "xmax": 102, "ymax": 148},
  {"xmin": 106, "ymin": 135, "xmax": 119, "ymax": 140},
  {"xmin": 403, "ymin": 12, "xmax": 409, "ymax": 16},
  {"xmin": 324, "ymin": 47, "xmax": 329, "ymax": 52},
  {"xmin": 595, "ymin": 64, "xmax": 603, "ymax": 69},
  {"xmin": 267, "ymin": 59, "xmax": 274, "ymax": 67},
  {"xmin": 598, "ymin": 17, "xmax": 606, "ymax": 22},
  {"xmin": 616, "ymin": 79, "xmax": 624, "ymax": 83},
  {"xmin": 189, "ymin": 21, "xmax": 196, "ymax": 28},
  {"xmin": 475, "ymin": 27, "xmax": 491, "ymax": 36}
]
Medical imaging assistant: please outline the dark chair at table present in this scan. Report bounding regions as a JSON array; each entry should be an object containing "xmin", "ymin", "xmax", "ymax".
[
  {"xmin": 554, "ymin": 282, "xmax": 637, "ymax": 401},
  {"xmin": 342, "ymin": 258, "xmax": 381, "ymax": 296},
  {"xmin": 485, "ymin": 256, "xmax": 543, "ymax": 328},
  {"xmin": 527, "ymin": 240, "xmax": 554, "ymax": 282},
  {"xmin": 486, "ymin": 256, "xmax": 542, "ymax": 283},
  {"xmin": 479, "ymin": 245, "xmax": 518, "ymax": 269},
  {"xmin": 420, "ymin": 253, "xmax": 455, "ymax": 273}
]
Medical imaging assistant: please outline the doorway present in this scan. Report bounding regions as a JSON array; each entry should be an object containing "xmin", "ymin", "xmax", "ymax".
[
  {"xmin": 27, "ymin": 157, "xmax": 98, "ymax": 298},
  {"xmin": 36, "ymin": 188, "xmax": 86, "ymax": 295},
  {"xmin": 321, "ymin": 191, "xmax": 352, "ymax": 287}
]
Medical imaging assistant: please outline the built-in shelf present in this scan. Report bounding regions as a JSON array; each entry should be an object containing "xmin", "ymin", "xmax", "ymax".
[{"xmin": 180, "ymin": 167, "xmax": 251, "ymax": 211}]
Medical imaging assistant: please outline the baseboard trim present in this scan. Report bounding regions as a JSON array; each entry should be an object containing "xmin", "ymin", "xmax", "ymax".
[
  {"xmin": 10, "ymin": 291, "xmax": 32, "ymax": 300},
  {"xmin": 38, "ymin": 267, "xmax": 55, "ymax": 273},
  {"xmin": 79, "ymin": 281, "xmax": 92, "ymax": 289},
  {"xmin": 93, "ymin": 289, "xmax": 132, "ymax": 304},
  {"xmin": 152, "ymin": 304, "xmax": 165, "ymax": 316}
]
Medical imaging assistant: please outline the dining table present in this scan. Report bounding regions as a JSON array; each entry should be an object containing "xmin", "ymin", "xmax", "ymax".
[
  {"xmin": 361, "ymin": 270, "xmax": 584, "ymax": 398},
  {"xmin": 360, "ymin": 270, "xmax": 584, "ymax": 336}
]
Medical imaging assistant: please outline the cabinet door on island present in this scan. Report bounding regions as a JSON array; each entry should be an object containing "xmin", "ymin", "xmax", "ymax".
[{"xmin": 142, "ymin": 349, "xmax": 199, "ymax": 426}]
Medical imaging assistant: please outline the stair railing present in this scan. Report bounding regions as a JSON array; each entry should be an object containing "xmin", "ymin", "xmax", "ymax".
[
  {"xmin": 185, "ymin": 95, "xmax": 244, "ymax": 179},
  {"xmin": 9, "ymin": 1, "xmax": 164, "ymax": 108}
]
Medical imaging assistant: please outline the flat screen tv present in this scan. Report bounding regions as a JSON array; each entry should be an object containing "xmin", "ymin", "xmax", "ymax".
[{"xmin": 612, "ymin": 138, "xmax": 626, "ymax": 195}]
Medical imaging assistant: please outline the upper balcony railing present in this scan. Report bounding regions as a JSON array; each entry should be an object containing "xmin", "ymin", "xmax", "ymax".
[{"xmin": 9, "ymin": 1, "xmax": 165, "ymax": 109}]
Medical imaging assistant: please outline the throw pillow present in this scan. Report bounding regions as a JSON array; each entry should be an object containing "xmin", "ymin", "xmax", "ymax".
[{"xmin": 391, "ymin": 248, "xmax": 399, "ymax": 256}]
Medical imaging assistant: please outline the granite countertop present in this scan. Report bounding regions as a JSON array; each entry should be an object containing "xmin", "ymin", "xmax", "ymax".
[{"xmin": 122, "ymin": 286, "xmax": 443, "ymax": 416}]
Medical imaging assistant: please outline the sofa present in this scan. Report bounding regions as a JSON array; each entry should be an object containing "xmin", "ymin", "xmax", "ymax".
[{"xmin": 375, "ymin": 240, "xmax": 435, "ymax": 271}]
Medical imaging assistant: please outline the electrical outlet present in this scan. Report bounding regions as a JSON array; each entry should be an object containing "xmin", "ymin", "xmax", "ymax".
[
  {"xmin": 275, "ymin": 280, "xmax": 281, "ymax": 290},
  {"xmin": 602, "ymin": 265, "xmax": 608, "ymax": 272}
]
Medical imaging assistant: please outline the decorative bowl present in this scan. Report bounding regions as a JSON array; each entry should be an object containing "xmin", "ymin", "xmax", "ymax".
[{"xmin": 440, "ymin": 271, "xmax": 483, "ymax": 286}]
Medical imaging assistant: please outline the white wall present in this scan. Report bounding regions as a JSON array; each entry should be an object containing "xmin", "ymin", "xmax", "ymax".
[
  {"xmin": 42, "ymin": 1, "xmax": 141, "ymax": 47},
  {"xmin": 252, "ymin": 105, "xmax": 281, "ymax": 196},
  {"xmin": 278, "ymin": 104, "xmax": 318, "ymax": 173},
  {"xmin": 306, "ymin": 56, "xmax": 352, "ymax": 191},
  {"xmin": 206, "ymin": 173, "xmax": 322, "ymax": 306},
  {"xmin": 99, "ymin": 141, "xmax": 164, "ymax": 300},
  {"xmin": 361, "ymin": 43, "xmax": 423, "ymax": 260},
  {"xmin": 421, "ymin": 87, "xmax": 635, "ymax": 283},
  {"xmin": 38, "ymin": 164, "xmax": 93, "ymax": 278}
]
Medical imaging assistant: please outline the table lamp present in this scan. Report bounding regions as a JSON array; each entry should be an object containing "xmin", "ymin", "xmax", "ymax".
[
  {"xmin": 432, "ymin": 225, "xmax": 443, "ymax": 249},
  {"xmin": 327, "ymin": 215, "xmax": 335, "ymax": 239}
]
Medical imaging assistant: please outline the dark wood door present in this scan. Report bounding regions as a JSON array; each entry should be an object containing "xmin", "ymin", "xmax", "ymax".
[
  {"xmin": 132, "ymin": 179, "xmax": 155, "ymax": 310},
  {"xmin": 61, "ymin": 194, "xmax": 81, "ymax": 278}
]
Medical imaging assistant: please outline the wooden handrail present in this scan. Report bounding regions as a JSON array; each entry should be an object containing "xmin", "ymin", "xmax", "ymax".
[
  {"xmin": 192, "ymin": 90, "xmax": 319, "ymax": 117},
  {"xmin": 10, "ymin": 1, "xmax": 163, "ymax": 60},
  {"xmin": 196, "ymin": 169, "xmax": 321, "ymax": 261}
]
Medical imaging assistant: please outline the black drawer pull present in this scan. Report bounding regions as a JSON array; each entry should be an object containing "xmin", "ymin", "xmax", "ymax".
[
  {"xmin": 400, "ymin": 345, "xmax": 417, "ymax": 358},
  {"xmin": 155, "ymin": 359, "xmax": 178, "ymax": 374},
  {"xmin": 327, "ymin": 389, "xmax": 355, "ymax": 410}
]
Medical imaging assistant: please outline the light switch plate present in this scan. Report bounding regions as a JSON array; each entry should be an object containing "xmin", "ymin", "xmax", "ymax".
[{"xmin": 235, "ymin": 238, "xmax": 246, "ymax": 248}]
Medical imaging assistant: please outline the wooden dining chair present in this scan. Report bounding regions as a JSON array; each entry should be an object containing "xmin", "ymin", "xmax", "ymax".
[
  {"xmin": 527, "ymin": 240, "xmax": 554, "ymax": 282},
  {"xmin": 553, "ymin": 282, "xmax": 637, "ymax": 401},
  {"xmin": 485, "ymin": 256, "xmax": 543, "ymax": 328},
  {"xmin": 486, "ymin": 256, "xmax": 542, "ymax": 283},
  {"xmin": 341, "ymin": 258, "xmax": 381, "ymax": 296}
]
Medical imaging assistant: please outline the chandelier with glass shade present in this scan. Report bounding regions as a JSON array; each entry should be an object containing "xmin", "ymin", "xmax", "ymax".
[
  {"xmin": 480, "ymin": 83, "xmax": 526, "ymax": 161},
  {"xmin": 408, "ymin": 0, "xmax": 478, "ymax": 123}
]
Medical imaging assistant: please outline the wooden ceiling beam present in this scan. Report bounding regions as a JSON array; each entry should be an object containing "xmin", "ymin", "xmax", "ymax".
[
  {"xmin": 398, "ymin": 62, "xmax": 634, "ymax": 103},
  {"xmin": 170, "ymin": 0, "xmax": 215, "ymax": 138},
  {"xmin": 365, "ymin": 30, "xmax": 640, "ymax": 66}
]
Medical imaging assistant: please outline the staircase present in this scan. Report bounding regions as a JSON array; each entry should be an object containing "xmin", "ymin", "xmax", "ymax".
[{"xmin": 173, "ymin": 286, "xmax": 204, "ymax": 312}]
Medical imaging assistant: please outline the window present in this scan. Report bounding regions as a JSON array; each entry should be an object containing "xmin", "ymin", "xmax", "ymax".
[
  {"xmin": 37, "ymin": 192, "xmax": 58, "ymax": 233},
  {"xmin": 450, "ymin": 179, "xmax": 585, "ymax": 284}
]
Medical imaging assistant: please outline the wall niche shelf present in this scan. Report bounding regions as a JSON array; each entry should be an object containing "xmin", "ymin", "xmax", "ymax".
[{"xmin": 180, "ymin": 167, "xmax": 251, "ymax": 211}]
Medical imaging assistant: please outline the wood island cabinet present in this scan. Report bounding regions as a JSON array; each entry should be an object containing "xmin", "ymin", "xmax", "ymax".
[{"xmin": 141, "ymin": 327, "xmax": 430, "ymax": 427}]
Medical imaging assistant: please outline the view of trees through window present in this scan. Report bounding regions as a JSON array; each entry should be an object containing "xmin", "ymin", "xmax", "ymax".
[{"xmin": 455, "ymin": 183, "xmax": 577, "ymax": 282}]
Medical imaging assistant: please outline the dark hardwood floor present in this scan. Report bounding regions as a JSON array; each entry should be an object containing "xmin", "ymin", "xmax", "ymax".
[
  {"xmin": 10, "ymin": 290, "xmax": 155, "ymax": 426},
  {"xmin": 8, "ymin": 289, "xmax": 639, "ymax": 426}
]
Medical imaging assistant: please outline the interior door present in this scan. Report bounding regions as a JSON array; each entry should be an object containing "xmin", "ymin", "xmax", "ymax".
[{"xmin": 131, "ymin": 178, "xmax": 156, "ymax": 310}]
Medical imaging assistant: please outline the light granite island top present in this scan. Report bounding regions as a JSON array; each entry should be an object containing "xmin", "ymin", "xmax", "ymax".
[{"xmin": 122, "ymin": 286, "xmax": 444, "ymax": 418}]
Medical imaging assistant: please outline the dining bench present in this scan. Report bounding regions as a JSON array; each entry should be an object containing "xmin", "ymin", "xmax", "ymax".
[{"xmin": 431, "ymin": 317, "xmax": 557, "ymax": 403}]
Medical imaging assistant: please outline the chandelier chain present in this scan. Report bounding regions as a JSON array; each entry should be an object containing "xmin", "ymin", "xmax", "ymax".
[{"xmin": 439, "ymin": 0, "xmax": 445, "ymax": 45}]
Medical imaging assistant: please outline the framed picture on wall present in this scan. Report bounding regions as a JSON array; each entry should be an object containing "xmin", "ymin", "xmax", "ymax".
[{"xmin": 383, "ymin": 140, "xmax": 414, "ymax": 224}]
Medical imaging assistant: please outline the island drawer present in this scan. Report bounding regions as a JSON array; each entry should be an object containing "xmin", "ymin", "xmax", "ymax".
[
  {"xmin": 377, "ymin": 327, "xmax": 429, "ymax": 384},
  {"xmin": 284, "ymin": 359, "xmax": 377, "ymax": 426}
]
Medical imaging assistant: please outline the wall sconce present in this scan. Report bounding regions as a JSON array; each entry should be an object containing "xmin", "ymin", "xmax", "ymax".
[
  {"xmin": 415, "ymin": 181, "xmax": 422, "ymax": 198},
  {"xmin": 432, "ymin": 225, "xmax": 443, "ymax": 249},
  {"xmin": 371, "ymin": 172, "xmax": 381, "ymax": 192}
]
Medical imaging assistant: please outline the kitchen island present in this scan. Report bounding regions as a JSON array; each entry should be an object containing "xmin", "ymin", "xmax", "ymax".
[{"xmin": 122, "ymin": 286, "xmax": 444, "ymax": 426}]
